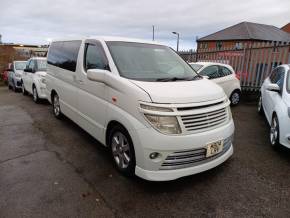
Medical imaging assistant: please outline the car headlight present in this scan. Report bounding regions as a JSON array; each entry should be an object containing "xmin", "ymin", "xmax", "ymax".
[
  {"xmin": 140, "ymin": 104, "xmax": 181, "ymax": 134},
  {"xmin": 40, "ymin": 77, "xmax": 46, "ymax": 84}
]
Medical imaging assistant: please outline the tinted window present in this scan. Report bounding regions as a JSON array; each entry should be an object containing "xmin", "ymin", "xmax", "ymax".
[
  {"xmin": 47, "ymin": 40, "xmax": 81, "ymax": 72},
  {"xmin": 219, "ymin": 66, "xmax": 232, "ymax": 77},
  {"xmin": 200, "ymin": 65, "xmax": 220, "ymax": 79},
  {"xmin": 84, "ymin": 43, "xmax": 109, "ymax": 71},
  {"xmin": 270, "ymin": 67, "xmax": 285, "ymax": 89}
]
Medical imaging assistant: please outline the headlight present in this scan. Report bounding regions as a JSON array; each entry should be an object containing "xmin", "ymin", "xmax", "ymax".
[
  {"xmin": 140, "ymin": 104, "xmax": 181, "ymax": 134},
  {"xmin": 140, "ymin": 104, "xmax": 173, "ymax": 112},
  {"xmin": 144, "ymin": 114, "xmax": 181, "ymax": 134},
  {"xmin": 40, "ymin": 77, "xmax": 46, "ymax": 84}
]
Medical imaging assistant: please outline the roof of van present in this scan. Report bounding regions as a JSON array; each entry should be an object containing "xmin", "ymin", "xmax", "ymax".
[{"xmin": 51, "ymin": 36, "xmax": 164, "ymax": 45}]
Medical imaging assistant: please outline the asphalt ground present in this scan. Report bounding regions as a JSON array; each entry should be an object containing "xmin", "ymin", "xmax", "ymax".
[{"xmin": 1, "ymin": 86, "xmax": 290, "ymax": 218}]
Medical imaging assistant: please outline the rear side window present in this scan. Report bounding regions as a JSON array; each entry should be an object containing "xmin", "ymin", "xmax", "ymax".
[
  {"xmin": 200, "ymin": 65, "xmax": 220, "ymax": 79},
  {"xmin": 47, "ymin": 40, "xmax": 81, "ymax": 72},
  {"xmin": 219, "ymin": 66, "xmax": 232, "ymax": 77},
  {"xmin": 84, "ymin": 43, "xmax": 109, "ymax": 71},
  {"xmin": 270, "ymin": 67, "xmax": 285, "ymax": 87}
]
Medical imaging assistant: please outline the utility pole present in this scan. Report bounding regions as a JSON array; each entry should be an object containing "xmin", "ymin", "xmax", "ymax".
[
  {"xmin": 152, "ymin": 25, "xmax": 155, "ymax": 41},
  {"xmin": 172, "ymin": 32, "xmax": 180, "ymax": 52}
]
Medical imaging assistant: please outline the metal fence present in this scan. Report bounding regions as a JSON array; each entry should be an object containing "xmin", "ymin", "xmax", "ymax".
[{"xmin": 179, "ymin": 42, "xmax": 290, "ymax": 91}]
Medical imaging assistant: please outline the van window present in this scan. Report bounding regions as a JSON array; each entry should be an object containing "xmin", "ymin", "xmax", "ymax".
[
  {"xmin": 48, "ymin": 40, "xmax": 81, "ymax": 72},
  {"xmin": 106, "ymin": 42, "xmax": 197, "ymax": 82},
  {"xmin": 84, "ymin": 43, "xmax": 109, "ymax": 71}
]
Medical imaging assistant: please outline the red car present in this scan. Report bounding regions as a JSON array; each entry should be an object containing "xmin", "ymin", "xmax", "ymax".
[{"xmin": 1, "ymin": 63, "xmax": 12, "ymax": 85}]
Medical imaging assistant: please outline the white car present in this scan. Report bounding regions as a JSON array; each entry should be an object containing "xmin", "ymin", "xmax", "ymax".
[
  {"xmin": 45, "ymin": 37, "xmax": 234, "ymax": 181},
  {"xmin": 22, "ymin": 57, "xmax": 47, "ymax": 103},
  {"xmin": 190, "ymin": 62, "xmax": 241, "ymax": 105},
  {"xmin": 258, "ymin": 64, "xmax": 290, "ymax": 148}
]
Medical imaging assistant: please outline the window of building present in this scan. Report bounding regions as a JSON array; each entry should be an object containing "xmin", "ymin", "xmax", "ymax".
[{"xmin": 216, "ymin": 41, "xmax": 223, "ymax": 50}]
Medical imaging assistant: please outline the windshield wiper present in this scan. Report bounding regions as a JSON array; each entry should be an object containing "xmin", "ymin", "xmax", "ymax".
[{"xmin": 156, "ymin": 76, "xmax": 200, "ymax": 82}]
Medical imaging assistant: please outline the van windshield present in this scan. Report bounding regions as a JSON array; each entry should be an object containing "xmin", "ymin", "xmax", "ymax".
[{"xmin": 106, "ymin": 42, "xmax": 198, "ymax": 82}]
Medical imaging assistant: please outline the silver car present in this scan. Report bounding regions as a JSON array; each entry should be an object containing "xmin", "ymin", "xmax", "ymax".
[{"xmin": 8, "ymin": 61, "xmax": 27, "ymax": 92}]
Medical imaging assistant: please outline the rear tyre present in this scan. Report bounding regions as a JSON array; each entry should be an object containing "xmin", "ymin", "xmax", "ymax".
[
  {"xmin": 270, "ymin": 114, "xmax": 280, "ymax": 147},
  {"xmin": 108, "ymin": 125, "xmax": 136, "ymax": 177},
  {"xmin": 52, "ymin": 93, "xmax": 63, "ymax": 119},
  {"xmin": 230, "ymin": 90, "xmax": 241, "ymax": 106},
  {"xmin": 32, "ymin": 86, "xmax": 39, "ymax": 103},
  {"xmin": 257, "ymin": 94, "xmax": 264, "ymax": 115}
]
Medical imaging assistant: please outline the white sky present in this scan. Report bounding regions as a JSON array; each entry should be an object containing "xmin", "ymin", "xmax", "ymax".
[{"xmin": 0, "ymin": 0, "xmax": 289, "ymax": 50}]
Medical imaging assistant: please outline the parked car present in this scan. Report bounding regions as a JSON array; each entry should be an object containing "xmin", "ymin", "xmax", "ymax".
[
  {"xmin": 189, "ymin": 62, "xmax": 241, "ymax": 105},
  {"xmin": 8, "ymin": 61, "xmax": 27, "ymax": 91},
  {"xmin": 258, "ymin": 64, "xmax": 290, "ymax": 148},
  {"xmin": 2, "ymin": 63, "xmax": 12, "ymax": 85},
  {"xmin": 45, "ymin": 37, "xmax": 234, "ymax": 181},
  {"xmin": 22, "ymin": 57, "xmax": 47, "ymax": 103}
]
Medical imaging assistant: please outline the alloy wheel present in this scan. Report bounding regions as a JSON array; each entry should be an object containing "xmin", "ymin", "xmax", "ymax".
[
  {"xmin": 111, "ymin": 132, "xmax": 131, "ymax": 169},
  {"xmin": 270, "ymin": 117, "xmax": 279, "ymax": 146},
  {"xmin": 33, "ymin": 87, "xmax": 38, "ymax": 102},
  {"xmin": 53, "ymin": 95, "xmax": 61, "ymax": 116},
  {"xmin": 231, "ymin": 92, "xmax": 240, "ymax": 105}
]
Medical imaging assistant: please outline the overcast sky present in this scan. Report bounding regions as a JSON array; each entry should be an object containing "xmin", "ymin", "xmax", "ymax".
[{"xmin": 0, "ymin": 0, "xmax": 289, "ymax": 50}]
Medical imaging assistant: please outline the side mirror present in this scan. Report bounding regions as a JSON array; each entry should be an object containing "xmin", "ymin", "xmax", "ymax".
[
  {"xmin": 87, "ymin": 69, "xmax": 108, "ymax": 83},
  {"xmin": 24, "ymin": 68, "xmax": 32, "ymax": 73},
  {"xmin": 267, "ymin": 83, "xmax": 280, "ymax": 93}
]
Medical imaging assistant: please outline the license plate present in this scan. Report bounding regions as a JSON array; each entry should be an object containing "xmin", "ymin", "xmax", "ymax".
[{"xmin": 206, "ymin": 140, "xmax": 223, "ymax": 157}]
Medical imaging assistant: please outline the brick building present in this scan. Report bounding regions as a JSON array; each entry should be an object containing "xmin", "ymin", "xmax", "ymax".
[
  {"xmin": 0, "ymin": 44, "xmax": 48, "ymax": 77},
  {"xmin": 197, "ymin": 22, "xmax": 290, "ymax": 51},
  {"xmin": 281, "ymin": 23, "xmax": 290, "ymax": 34}
]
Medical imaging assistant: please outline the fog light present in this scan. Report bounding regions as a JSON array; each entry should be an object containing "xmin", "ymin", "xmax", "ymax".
[{"xmin": 149, "ymin": 152, "xmax": 160, "ymax": 159}]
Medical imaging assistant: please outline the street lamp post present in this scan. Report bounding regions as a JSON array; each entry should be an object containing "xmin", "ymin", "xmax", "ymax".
[{"xmin": 172, "ymin": 31, "xmax": 180, "ymax": 52}]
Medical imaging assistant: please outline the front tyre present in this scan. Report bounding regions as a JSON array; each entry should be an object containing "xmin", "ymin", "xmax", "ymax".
[
  {"xmin": 257, "ymin": 94, "xmax": 264, "ymax": 115},
  {"xmin": 22, "ymin": 82, "xmax": 28, "ymax": 95},
  {"xmin": 109, "ymin": 125, "xmax": 136, "ymax": 177},
  {"xmin": 230, "ymin": 90, "xmax": 241, "ymax": 106},
  {"xmin": 52, "ymin": 93, "xmax": 62, "ymax": 119},
  {"xmin": 32, "ymin": 86, "xmax": 39, "ymax": 103},
  {"xmin": 270, "ymin": 115, "xmax": 280, "ymax": 147}
]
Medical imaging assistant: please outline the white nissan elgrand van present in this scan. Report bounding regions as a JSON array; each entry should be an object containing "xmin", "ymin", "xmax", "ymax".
[{"xmin": 46, "ymin": 37, "xmax": 234, "ymax": 181}]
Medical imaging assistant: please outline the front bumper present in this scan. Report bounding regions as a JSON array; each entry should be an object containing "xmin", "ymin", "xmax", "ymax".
[
  {"xmin": 136, "ymin": 144, "xmax": 233, "ymax": 181},
  {"xmin": 14, "ymin": 77, "xmax": 22, "ymax": 89},
  {"xmin": 131, "ymin": 119, "xmax": 234, "ymax": 181}
]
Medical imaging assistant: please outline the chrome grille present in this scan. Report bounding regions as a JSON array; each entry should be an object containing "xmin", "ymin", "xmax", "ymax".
[
  {"xmin": 160, "ymin": 136, "xmax": 232, "ymax": 170},
  {"xmin": 180, "ymin": 108, "xmax": 228, "ymax": 133}
]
